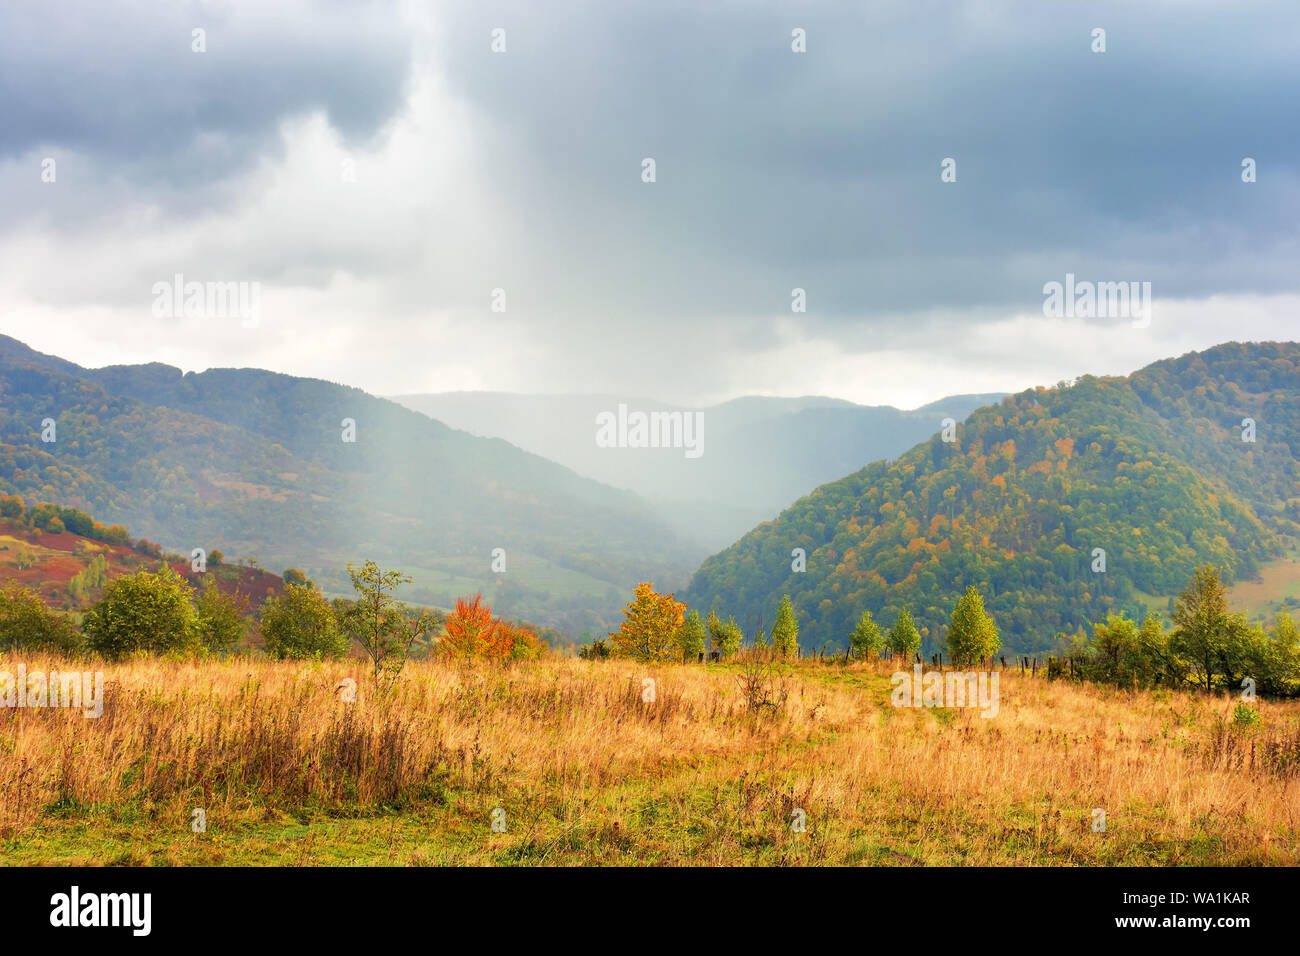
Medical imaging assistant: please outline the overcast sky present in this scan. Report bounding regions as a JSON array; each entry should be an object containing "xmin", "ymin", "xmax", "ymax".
[{"xmin": 1, "ymin": 0, "xmax": 1297, "ymax": 408}]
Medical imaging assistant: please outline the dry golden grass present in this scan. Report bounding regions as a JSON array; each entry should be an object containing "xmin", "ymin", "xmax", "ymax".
[{"xmin": 2, "ymin": 653, "xmax": 1298, "ymax": 865}]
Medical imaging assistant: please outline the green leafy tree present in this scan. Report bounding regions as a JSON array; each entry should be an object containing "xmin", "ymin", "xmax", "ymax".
[
  {"xmin": 946, "ymin": 586, "xmax": 1000, "ymax": 666},
  {"xmin": 707, "ymin": 612, "xmax": 743, "ymax": 659},
  {"xmin": 1169, "ymin": 565, "xmax": 1232, "ymax": 691},
  {"xmin": 1259, "ymin": 613, "xmax": 1300, "ymax": 694},
  {"xmin": 282, "ymin": 568, "xmax": 313, "ymax": 589},
  {"xmin": 68, "ymin": 553, "xmax": 109, "ymax": 603},
  {"xmin": 338, "ymin": 560, "xmax": 436, "ymax": 689},
  {"xmin": 850, "ymin": 608, "xmax": 884, "ymax": 659},
  {"xmin": 887, "ymin": 606, "xmax": 922, "ymax": 659},
  {"xmin": 83, "ymin": 566, "xmax": 199, "ymax": 660},
  {"xmin": 771, "ymin": 594, "xmax": 799, "ymax": 658},
  {"xmin": 194, "ymin": 580, "xmax": 246, "ymax": 655},
  {"xmin": 11, "ymin": 543, "xmax": 36, "ymax": 570},
  {"xmin": 678, "ymin": 610, "xmax": 707, "ymax": 662},
  {"xmin": 1088, "ymin": 612, "xmax": 1175, "ymax": 688},
  {"xmin": 608, "ymin": 582, "xmax": 686, "ymax": 663},
  {"xmin": 261, "ymin": 583, "xmax": 347, "ymax": 660},
  {"xmin": 0, "ymin": 583, "xmax": 81, "ymax": 653},
  {"xmin": 56, "ymin": 507, "xmax": 94, "ymax": 537}
]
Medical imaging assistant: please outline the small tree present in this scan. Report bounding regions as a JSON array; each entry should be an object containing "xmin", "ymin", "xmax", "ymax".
[
  {"xmin": 946, "ymin": 586, "xmax": 1000, "ymax": 666},
  {"xmin": 440, "ymin": 594, "xmax": 503, "ymax": 663},
  {"xmin": 850, "ymin": 609, "xmax": 884, "ymax": 660},
  {"xmin": 678, "ymin": 610, "xmax": 707, "ymax": 662},
  {"xmin": 771, "ymin": 594, "xmax": 799, "ymax": 658},
  {"xmin": 609, "ymin": 582, "xmax": 686, "ymax": 663},
  {"xmin": 887, "ymin": 606, "xmax": 922, "ymax": 660},
  {"xmin": 1169, "ymin": 565, "xmax": 1232, "ymax": 691},
  {"xmin": 499, "ymin": 620, "xmax": 547, "ymax": 662},
  {"xmin": 282, "ymin": 568, "xmax": 313, "ymax": 589},
  {"xmin": 706, "ymin": 612, "xmax": 743, "ymax": 659},
  {"xmin": 195, "ymin": 580, "xmax": 246, "ymax": 655},
  {"xmin": 208, "ymin": 549, "xmax": 224, "ymax": 567},
  {"xmin": 260, "ymin": 583, "xmax": 347, "ymax": 660},
  {"xmin": 339, "ymin": 560, "xmax": 435, "ymax": 688},
  {"xmin": 12, "ymin": 543, "xmax": 37, "ymax": 570},
  {"xmin": 102, "ymin": 524, "xmax": 131, "ymax": 546},
  {"xmin": 1258, "ymin": 613, "xmax": 1300, "ymax": 694},
  {"xmin": 83, "ymin": 566, "xmax": 199, "ymax": 660}
]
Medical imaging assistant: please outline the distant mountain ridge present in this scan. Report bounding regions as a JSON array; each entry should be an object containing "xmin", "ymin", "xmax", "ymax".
[
  {"xmin": 392, "ymin": 390, "xmax": 1006, "ymax": 549},
  {"xmin": 680, "ymin": 341, "xmax": 1300, "ymax": 655},
  {"xmin": 0, "ymin": 335, "xmax": 698, "ymax": 634}
]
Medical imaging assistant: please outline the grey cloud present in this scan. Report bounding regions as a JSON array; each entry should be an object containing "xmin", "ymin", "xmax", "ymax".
[
  {"xmin": 0, "ymin": 0, "xmax": 1297, "ymax": 407},
  {"xmin": 0, "ymin": 0, "xmax": 412, "ymax": 195},
  {"xmin": 431, "ymin": 0, "xmax": 1300, "ymax": 325}
]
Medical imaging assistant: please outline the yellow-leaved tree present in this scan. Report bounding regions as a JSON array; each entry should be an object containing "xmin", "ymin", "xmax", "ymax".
[{"xmin": 609, "ymin": 582, "xmax": 686, "ymax": 663}]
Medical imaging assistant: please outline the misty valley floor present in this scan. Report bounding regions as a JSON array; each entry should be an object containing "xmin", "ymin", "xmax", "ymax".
[{"xmin": 3, "ymin": 658, "xmax": 1297, "ymax": 866}]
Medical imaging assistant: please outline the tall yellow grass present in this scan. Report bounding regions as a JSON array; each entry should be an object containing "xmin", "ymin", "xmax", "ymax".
[{"xmin": 2, "ymin": 654, "xmax": 1298, "ymax": 864}]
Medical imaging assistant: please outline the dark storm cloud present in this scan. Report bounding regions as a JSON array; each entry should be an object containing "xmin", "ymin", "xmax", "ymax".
[
  {"xmin": 0, "ymin": 0, "xmax": 1296, "ymax": 407},
  {"xmin": 0, "ymin": 0, "xmax": 412, "ymax": 192},
  {"xmin": 432, "ymin": 0, "xmax": 1300, "ymax": 324}
]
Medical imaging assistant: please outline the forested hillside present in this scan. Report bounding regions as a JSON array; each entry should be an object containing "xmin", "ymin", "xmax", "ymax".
[
  {"xmin": 0, "ymin": 336, "xmax": 697, "ymax": 632},
  {"xmin": 682, "ymin": 342, "xmax": 1300, "ymax": 654}
]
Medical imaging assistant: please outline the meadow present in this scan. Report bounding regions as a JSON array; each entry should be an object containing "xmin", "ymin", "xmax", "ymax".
[{"xmin": 3, "ymin": 653, "xmax": 1298, "ymax": 866}]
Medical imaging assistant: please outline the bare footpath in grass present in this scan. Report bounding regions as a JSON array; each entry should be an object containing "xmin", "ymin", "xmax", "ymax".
[{"xmin": 2, "ymin": 655, "xmax": 1298, "ymax": 866}]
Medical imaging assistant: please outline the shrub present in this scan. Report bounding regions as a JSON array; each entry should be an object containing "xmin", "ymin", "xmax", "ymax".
[
  {"xmin": 500, "ymin": 620, "xmax": 546, "ymax": 662},
  {"xmin": 260, "ymin": 583, "xmax": 347, "ymax": 660},
  {"xmin": 338, "ymin": 561, "xmax": 435, "ymax": 687},
  {"xmin": 83, "ymin": 566, "xmax": 199, "ymax": 660},
  {"xmin": 579, "ymin": 637, "xmax": 611, "ymax": 660},
  {"xmin": 56, "ymin": 507, "xmax": 94, "ymax": 537},
  {"xmin": 0, "ymin": 584, "xmax": 81, "ymax": 654},
  {"xmin": 195, "ymin": 581, "xmax": 247, "ymax": 655},
  {"xmin": 1232, "ymin": 702, "xmax": 1261, "ymax": 730},
  {"xmin": 101, "ymin": 525, "xmax": 131, "ymax": 547},
  {"xmin": 282, "ymin": 568, "xmax": 313, "ymax": 588}
]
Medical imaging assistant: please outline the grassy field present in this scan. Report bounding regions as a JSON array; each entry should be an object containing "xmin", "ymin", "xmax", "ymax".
[
  {"xmin": 1228, "ymin": 551, "xmax": 1300, "ymax": 619},
  {"xmin": 2, "ymin": 654, "xmax": 1298, "ymax": 866}
]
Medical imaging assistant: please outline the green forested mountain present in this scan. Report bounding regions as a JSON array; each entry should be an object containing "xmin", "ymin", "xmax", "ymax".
[
  {"xmin": 0, "ymin": 335, "xmax": 698, "ymax": 633},
  {"xmin": 681, "ymin": 342, "xmax": 1300, "ymax": 654}
]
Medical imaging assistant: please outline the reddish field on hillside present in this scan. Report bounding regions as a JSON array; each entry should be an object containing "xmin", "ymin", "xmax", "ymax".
[{"xmin": 0, "ymin": 517, "xmax": 284, "ymax": 613}]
